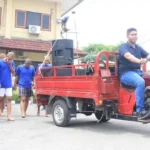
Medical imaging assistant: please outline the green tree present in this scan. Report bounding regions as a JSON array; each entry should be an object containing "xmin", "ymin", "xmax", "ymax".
[{"xmin": 81, "ymin": 41, "xmax": 123, "ymax": 62}]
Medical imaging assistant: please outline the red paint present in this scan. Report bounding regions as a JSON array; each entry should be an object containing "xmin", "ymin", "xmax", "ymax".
[
  {"xmin": 118, "ymin": 87, "xmax": 136, "ymax": 115},
  {"xmin": 35, "ymin": 51, "xmax": 150, "ymax": 115}
]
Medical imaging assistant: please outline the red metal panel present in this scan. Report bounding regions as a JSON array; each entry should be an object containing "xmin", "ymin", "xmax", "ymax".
[
  {"xmin": 36, "ymin": 76, "xmax": 95, "ymax": 99},
  {"xmin": 118, "ymin": 87, "xmax": 136, "ymax": 115},
  {"xmin": 35, "ymin": 50, "xmax": 150, "ymax": 115},
  {"xmin": 35, "ymin": 51, "xmax": 119, "ymax": 106}
]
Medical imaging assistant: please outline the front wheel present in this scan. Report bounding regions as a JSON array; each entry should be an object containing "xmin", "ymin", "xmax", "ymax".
[
  {"xmin": 52, "ymin": 100, "xmax": 71, "ymax": 127},
  {"xmin": 95, "ymin": 111, "xmax": 110, "ymax": 122}
]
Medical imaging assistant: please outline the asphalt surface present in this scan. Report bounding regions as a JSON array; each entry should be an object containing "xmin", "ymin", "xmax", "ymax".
[{"xmin": 1, "ymin": 105, "xmax": 150, "ymax": 150}]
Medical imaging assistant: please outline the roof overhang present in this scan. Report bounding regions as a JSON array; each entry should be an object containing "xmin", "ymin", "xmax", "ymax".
[
  {"xmin": 42, "ymin": 0, "xmax": 84, "ymax": 16},
  {"xmin": 61, "ymin": 0, "xmax": 84, "ymax": 16},
  {"xmin": 0, "ymin": 38, "xmax": 87, "ymax": 56},
  {"xmin": 41, "ymin": 0, "xmax": 84, "ymax": 16}
]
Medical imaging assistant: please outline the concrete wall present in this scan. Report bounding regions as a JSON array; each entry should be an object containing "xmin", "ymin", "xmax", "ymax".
[
  {"xmin": 0, "ymin": 0, "xmax": 61, "ymax": 63},
  {"xmin": 0, "ymin": 0, "xmax": 61, "ymax": 39},
  {"xmin": 0, "ymin": 49, "xmax": 47, "ymax": 62},
  {"xmin": 0, "ymin": 0, "xmax": 6, "ymax": 36},
  {"xmin": 14, "ymin": 51, "xmax": 46, "ymax": 62}
]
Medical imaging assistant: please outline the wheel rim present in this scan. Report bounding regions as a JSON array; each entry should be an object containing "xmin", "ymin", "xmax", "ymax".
[{"xmin": 54, "ymin": 105, "xmax": 64, "ymax": 124}]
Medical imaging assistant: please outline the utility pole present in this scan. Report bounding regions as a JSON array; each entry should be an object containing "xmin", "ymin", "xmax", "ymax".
[{"xmin": 72, "ymin": 11, "xmax": 79, "ymax": 49}]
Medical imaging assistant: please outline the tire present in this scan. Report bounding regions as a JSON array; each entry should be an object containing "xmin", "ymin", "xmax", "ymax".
[
  {"xmin": 83, "ymin": 112, "xmax": 93, "ymax": 116},
  {"xmin": 95, "ymin": 111, "xmax": 110, "ymax": 122},
  {"xmin": 52, "ymin": 100, "xmax": 71, "ymax": 127}
]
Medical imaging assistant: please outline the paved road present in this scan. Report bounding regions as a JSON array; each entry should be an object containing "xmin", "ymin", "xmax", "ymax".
[{"xmin": 1, "ymin": 105, "xmax": 150, "ymax": 150}]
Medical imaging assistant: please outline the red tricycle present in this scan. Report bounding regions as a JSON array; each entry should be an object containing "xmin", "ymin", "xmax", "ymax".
[{"xmin": 35, "ymin": 51, "xmax": 150, "ymax": 126}]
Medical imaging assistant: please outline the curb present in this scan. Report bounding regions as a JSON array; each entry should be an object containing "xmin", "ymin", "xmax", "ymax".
[{"xmin": 11, "ymin": 100, "xmax": 36, "ymax": 104}]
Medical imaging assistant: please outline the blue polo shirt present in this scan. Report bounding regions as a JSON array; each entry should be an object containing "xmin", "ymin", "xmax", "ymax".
[
  {"xmin": 118, "ymin": 42, "xmax": 149, "ymax": 77},
  {"xmin": 0, "ymin": 60, "xmax": 15, "ymax": 88},
  {"xmin": 16, "ymin": 65, "xmax": 35, "ymax": 88}
]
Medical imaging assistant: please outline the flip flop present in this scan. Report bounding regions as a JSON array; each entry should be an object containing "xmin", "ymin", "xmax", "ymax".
[{"xmin": 7, "ymin": 118, "xmax": 14, "ymax": 121}]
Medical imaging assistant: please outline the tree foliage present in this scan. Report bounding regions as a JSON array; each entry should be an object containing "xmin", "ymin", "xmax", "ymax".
[{"xmin": 81, "ymin": 41, "xmax": 123, "ymax": 62}]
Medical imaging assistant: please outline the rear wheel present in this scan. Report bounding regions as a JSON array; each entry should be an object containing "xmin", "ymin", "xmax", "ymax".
[
  {"xmin": 95, "ymin": 111, "xmax": 110, "ymax": 122},
  {"xmin": 52, "ymin": 100, "xmax": 71, "ymax": 127},
  {"xmin": 83, "ymin": 112, "xmax": 93, "ymax": 116}
]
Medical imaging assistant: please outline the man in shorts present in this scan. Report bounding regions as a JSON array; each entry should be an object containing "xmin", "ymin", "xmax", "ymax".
[
  {"xmin": 0, "ymin": 53, "xmax": 15, "ymax": 113},
  {"xmin": 0, "ymin": 53, "xmax": 6, "ymax": 113},
  {"xmin": 0, "ymin": 52, "xmax": 15, "ymax": 121},
  {"xmin": 14, "ymin": 59, "xmax": 35, "ymax": 118}
]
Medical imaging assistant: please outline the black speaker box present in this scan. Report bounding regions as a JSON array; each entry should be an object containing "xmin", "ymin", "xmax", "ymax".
[{"xmin": 52, "ymin": 39, "xmax": 74, "ymax": 66}]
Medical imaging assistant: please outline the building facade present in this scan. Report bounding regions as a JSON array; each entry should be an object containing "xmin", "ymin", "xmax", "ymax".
[{"xmin": 0, "ymin": 0, "xmax": 86, "ymax": 67}]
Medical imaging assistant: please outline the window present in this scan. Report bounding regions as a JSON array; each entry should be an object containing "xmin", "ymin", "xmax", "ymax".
[
  {"xmin": 26, "ymin": 11, "xmax": 41, "ymax": 27},
  {"xmin": 18, "ymin": 51, "xmax": 24, "ymax": 57},
  {"xmin": 0, "ymin": 7, "xmax": 2, "ymax": 25},
  {"xmin": 41, "ymin": 14, "xmax": 51, "ymax": 30},
  {"xmin": 15, "ymin": 10, "xmax": 51, "ymax": 31},
  {"xmin": 15, "ymin": 10, "xmax": 26, "ymax": 28}
]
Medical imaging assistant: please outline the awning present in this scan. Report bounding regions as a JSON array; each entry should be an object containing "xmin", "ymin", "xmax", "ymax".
[
  {"xmin": 45, "ymin": 0, "xmax": 84, "ymax": 16},
  {"xmin": 61, "ymin": 0, "xmax": 84, "ymax": 16}
]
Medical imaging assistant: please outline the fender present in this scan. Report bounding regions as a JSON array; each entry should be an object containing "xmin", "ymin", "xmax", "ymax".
[{"xmin": 48, "ymin": 95, "xmax": 73, "ymax": 108}]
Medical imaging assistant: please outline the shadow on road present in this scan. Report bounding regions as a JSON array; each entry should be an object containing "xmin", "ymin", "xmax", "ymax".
[
  {"xmin": 46, "ymin": 118, "xmax": 150, "ymax": 138},
  {"xmin": 0, "ymin": 119, "xmax": 9, "ymax": 124}
]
